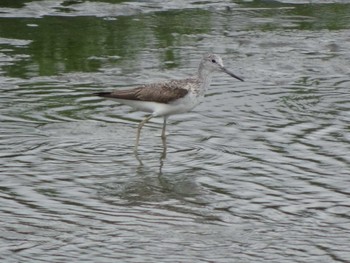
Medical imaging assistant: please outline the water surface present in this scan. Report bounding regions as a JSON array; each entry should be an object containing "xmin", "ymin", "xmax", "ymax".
[{"xmin": 1, "ymin": 0, "xmax": 350, "ymax": 262}]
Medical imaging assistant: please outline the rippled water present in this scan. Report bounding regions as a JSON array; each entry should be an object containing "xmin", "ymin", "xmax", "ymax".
[{"xmin": 1, "ymin": 0, "xmax": 350, "ymax": 262}]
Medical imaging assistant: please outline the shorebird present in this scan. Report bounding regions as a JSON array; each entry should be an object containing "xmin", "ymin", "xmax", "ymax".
[{"xmin": 95, "ymin": 53, "xmax": 244, "ymax": 153}]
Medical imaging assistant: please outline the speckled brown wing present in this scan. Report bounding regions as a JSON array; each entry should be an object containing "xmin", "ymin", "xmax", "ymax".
[{"xmin": 96, "ymin": 78, "xmax": 194, "ymax": 103}]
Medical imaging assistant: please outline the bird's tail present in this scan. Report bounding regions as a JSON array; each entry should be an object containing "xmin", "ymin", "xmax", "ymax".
[{"xmin": 93, "ymin": 92, "xmax": 112, "ymax": 98}]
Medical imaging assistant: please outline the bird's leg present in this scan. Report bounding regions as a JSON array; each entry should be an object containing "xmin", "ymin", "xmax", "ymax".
[
  {"xmin": 161, "ymin": 117, "xmax": 167, "ymax": 139},
  {"xmin": 134, "ymin": 115, "xmax": 153, "ymax": 153}
]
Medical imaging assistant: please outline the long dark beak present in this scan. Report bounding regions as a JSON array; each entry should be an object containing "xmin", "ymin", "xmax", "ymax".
[{"xmin": 221, "ymin": 66, "xmax": 244, "ymax": 82}]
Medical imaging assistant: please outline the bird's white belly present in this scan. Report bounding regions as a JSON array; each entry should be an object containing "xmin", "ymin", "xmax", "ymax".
[{"xmin": 157, "ymin": 93, "xmax": 203, "ymax": 117}]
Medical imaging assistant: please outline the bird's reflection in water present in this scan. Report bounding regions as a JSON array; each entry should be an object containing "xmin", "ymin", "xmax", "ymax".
[
  {"xmin": 159, "ymin": 135, "xmax": 167, "ymax": 175},
  {"xmin": 133, "ymin": 135, "xmax": 167, "ymax": 170},
  {"xmin": 134, "ymin": 151, "xmax": 143, "ymax": 166},
  {"xmin": 122, "ymin": 137, "xmax": 207, "ymax": 205}
]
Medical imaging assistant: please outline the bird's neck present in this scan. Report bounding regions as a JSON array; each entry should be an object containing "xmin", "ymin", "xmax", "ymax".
[{"xmin": 197, "ymin": 66, "xmax": 212, "ymax": 94}]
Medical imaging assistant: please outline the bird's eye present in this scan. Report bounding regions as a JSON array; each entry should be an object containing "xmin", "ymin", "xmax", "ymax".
[{"xmin": 211, "ymin": 59, "xmax": 216, "ymax": 63}]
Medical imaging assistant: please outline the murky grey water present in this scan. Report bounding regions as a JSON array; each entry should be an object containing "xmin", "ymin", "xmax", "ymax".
[{"xmin": 1, "ymin": 0, "xmax": 350, "ymax": 262}]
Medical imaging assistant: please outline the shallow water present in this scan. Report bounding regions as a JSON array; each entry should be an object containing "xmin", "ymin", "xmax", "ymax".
[{"xmin": 1, "ymin": 0, "xmax": 350, "ymax": 262}]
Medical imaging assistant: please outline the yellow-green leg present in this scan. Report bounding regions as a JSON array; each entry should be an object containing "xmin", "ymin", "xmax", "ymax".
[{"xmin": 134, "ymin": 115, "xmax": 153, "ymax": 153}]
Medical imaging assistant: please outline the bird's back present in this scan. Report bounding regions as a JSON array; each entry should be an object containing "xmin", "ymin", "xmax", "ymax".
[{"xmin": 96, "ymin": 77, "xmax": 199, "ymax": 104}]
